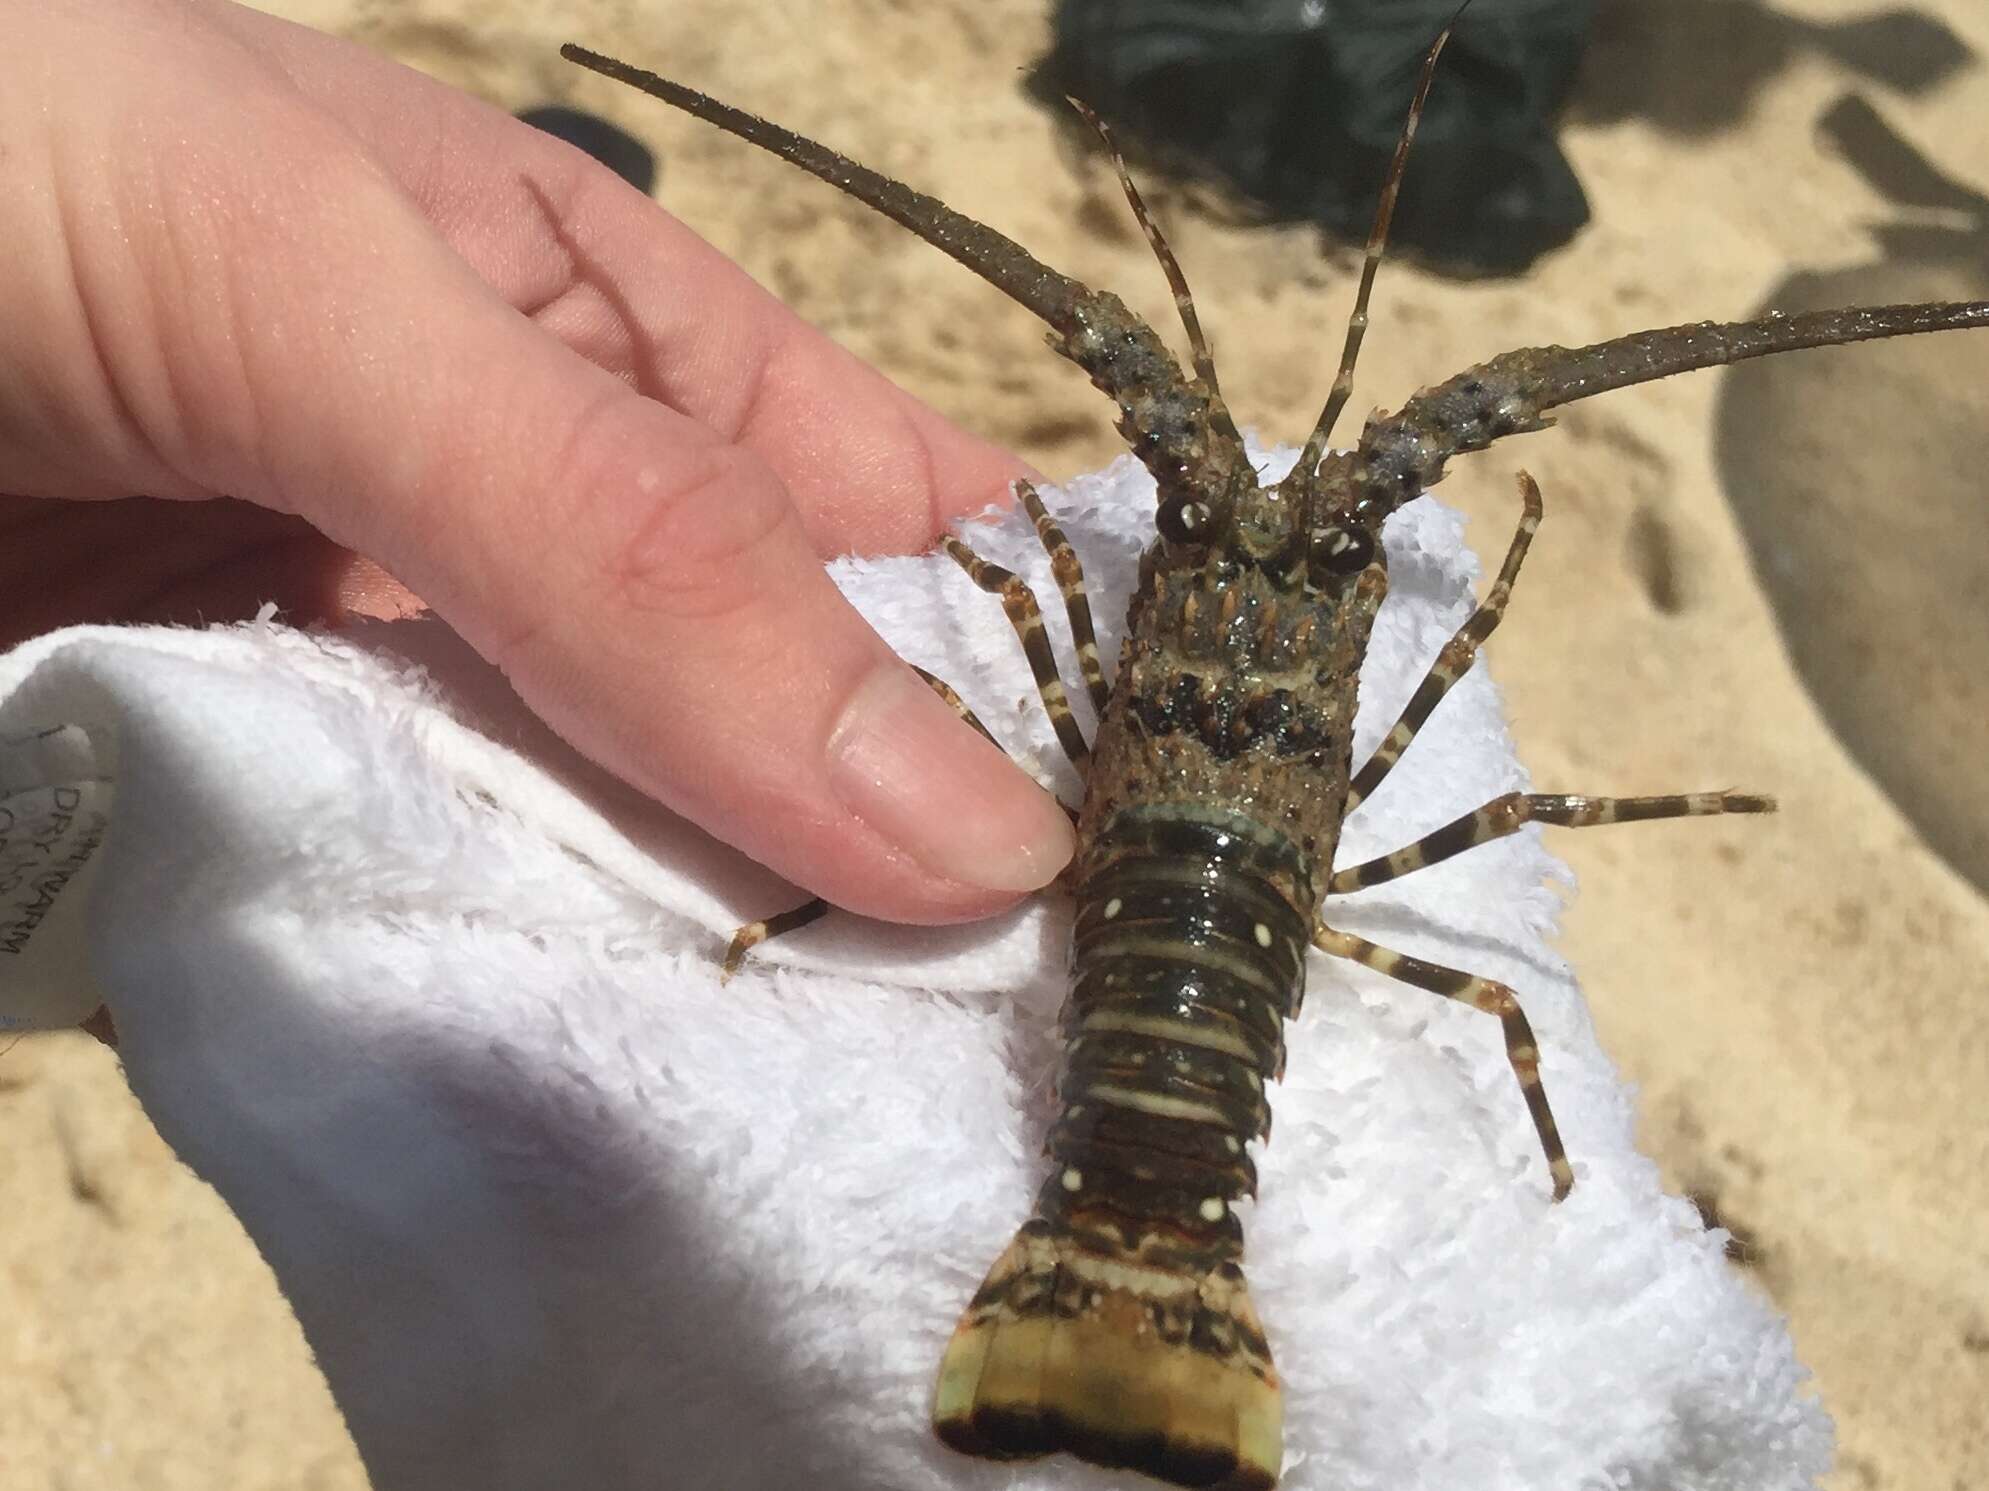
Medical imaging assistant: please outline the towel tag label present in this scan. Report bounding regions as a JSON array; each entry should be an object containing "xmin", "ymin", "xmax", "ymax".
[{"xmin": 0, "ymin": 726, "xmax": 112, "ymax": 1029}]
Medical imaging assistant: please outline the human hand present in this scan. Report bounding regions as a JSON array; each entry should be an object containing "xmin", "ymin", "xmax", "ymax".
[{"xmin": 0, "ymin": 0, "xmax": 1075, "ymax": 927}]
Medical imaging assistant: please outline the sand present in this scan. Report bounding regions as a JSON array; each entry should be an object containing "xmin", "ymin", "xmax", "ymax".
[{"xmin": 4, "ymin": 1, "xmax": 1984, "ymax": 1487}]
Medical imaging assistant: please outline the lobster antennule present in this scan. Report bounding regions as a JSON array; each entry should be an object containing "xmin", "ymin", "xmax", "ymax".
[
  {"xmin": 933, "ymin": 1220, "xmax": 1283, "ymax": 1491},
  {"xmin": 560, "ymin": 44, "xmax": 1091, "ymax": 331},
  {"xmin": 1296, "ymin": 3, "xmax": 1468, "ymax": 477},
  {"xmin": 1064, "ymin": 94, "xmax": 1243, "ymax": 446}
]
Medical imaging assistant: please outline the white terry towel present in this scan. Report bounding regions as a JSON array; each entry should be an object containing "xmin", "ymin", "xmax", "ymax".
[{"xmin": 0, "ymin": 449, "xmax": 1828, "ymax": 1490}]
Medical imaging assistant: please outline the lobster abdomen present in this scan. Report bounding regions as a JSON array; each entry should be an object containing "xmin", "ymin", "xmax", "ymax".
[{"xmin": 932, "ymin": 807, "xmax": 1312, "ymax": 1491}]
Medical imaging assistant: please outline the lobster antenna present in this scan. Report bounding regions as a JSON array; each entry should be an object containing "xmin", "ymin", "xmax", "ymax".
[
  {"xmin": 1297, "ymin": 4, "xmax": 1469, "ymax": 477},
  {"xmin": 1487, "ymin": 302, "xmax": 1989, "ymax": 416},
  {"xmin": 561, "ymin": 45, "xmax": 1090, "ymax": 332},
  {"xmin": 1357, "ymin": 299, "xmax": 1989, "ymax": 516},
  {"xmin": 1065, "ymin": 95, "xmax": 1243, "ymax": 443}
]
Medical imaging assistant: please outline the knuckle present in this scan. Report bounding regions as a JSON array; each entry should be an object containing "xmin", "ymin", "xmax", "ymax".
[{"xmin": 591, "ymin": 434, "xmax": 797, "ymax": 624}]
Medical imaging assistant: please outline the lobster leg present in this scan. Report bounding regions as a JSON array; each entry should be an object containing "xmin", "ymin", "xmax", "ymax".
[
  {"xmin": 722, "ymin": 899, "xmax": 834, "ymax": 980},
  {"xmin": 1330, "ymin": 788, "xmax": 1773, "ymax": 894},
  {"xmin": 1015, "ymin": 482, "xmax": 1112, "ymax": 715},
  {"xmin": 1348, "ymin": 472, "xmax": 1542, "ymax": 810},
  {"xmin": 943, "ymin": 534, "xmax": 1093, "ymax": 768},
  {"xmin": 1312, "ymin": 922, "xmax": 1574, "ymax": 1201},
  {"xmin": 909, "ymin": 664, "xmax": 1005, "ymax": 750},
  {"xmin": 722, "ymin": 665, "xmax": 1019, "ymax": 979}
]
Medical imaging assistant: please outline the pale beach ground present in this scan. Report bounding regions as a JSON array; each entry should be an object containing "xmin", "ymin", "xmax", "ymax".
[{"xmin": 4, "ymin": 1, "xmax": 1984, "ymax": 1487}]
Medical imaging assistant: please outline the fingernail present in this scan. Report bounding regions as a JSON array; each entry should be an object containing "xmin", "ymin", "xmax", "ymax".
[{"xmin": 828, "ymin": 665, "xmax": 1075, "ymax": 893}]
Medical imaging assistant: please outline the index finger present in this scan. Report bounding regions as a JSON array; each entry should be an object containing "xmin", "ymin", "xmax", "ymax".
[{"xmin": 213, "ymin": 1, "xmax": 1025, "ymax": 557}]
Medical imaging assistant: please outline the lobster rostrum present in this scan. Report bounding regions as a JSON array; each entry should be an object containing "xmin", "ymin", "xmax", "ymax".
[{"xmin": 564, "ymin": 26, "xmax": 1989, "ymax": 1490}]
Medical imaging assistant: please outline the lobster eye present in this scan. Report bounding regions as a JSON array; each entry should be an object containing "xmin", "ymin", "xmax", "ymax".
[
  {"xmin": 1156, "ymin": 495, "xmax": 1215, "ymax": 546},
  {"xmin": 1311, "ymin": 525, "xmax": 1374, "ymax": 579}
]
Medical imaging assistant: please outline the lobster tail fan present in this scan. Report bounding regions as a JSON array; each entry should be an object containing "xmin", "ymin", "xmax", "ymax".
[{"xmin": 933, "ymin": 1220, "xmax": 1283, "ymax": 1491}]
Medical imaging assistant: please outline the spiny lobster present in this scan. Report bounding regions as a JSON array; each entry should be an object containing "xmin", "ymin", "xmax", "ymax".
[{"xmin": 563, "ymin": 25, "xmax": 1989, "ymax": 1491}]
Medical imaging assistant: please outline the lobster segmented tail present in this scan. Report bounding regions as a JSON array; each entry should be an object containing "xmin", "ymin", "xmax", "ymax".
[
  {"xmin": 932, "ymin": 1219, "xmax": 1281, "ymax": 1491},
  {"xmin": 934, "ymin": 806, "xmax": 1312, "ymax": 1490}
]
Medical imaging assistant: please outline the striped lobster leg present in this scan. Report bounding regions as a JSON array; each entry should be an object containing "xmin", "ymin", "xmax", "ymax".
[
  {"xmin": 1016, "ymin": 481, "xmax": 1113, "ymax": 715},
  {"xmin": 1312, "ymin": 922, "xmax": 1575, "ymax": 1200},
  {"xmin": 943, "ymin": 533, "xmax": 1094, "ymax": 769},
  {"xmin": 1347, "ymin": 471, "xmax": 1542, "ymax": 811},
  {"xmin": 718, "ymin": 665, "xmax": 1014, "ymax": 978},
  {"xmin": 1329, "ymin": 789, "xmax": 1775, "ymax": 894}
]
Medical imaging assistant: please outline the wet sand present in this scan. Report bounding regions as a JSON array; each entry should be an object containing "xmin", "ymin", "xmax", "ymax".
[{"xmin": 5, "ymin": 0, "xmax": 1985, "ymax": 1486}]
